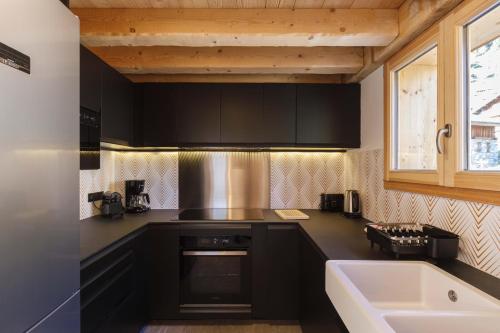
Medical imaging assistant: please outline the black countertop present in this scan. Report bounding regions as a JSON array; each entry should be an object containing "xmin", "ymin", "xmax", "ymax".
[
  {"xmin": 80, "ymin": 209, "xmax": 180, "ymax": 262},
  {"xmin": 80, "ymin": 209, "xmax": 499, "ymax": 299}
]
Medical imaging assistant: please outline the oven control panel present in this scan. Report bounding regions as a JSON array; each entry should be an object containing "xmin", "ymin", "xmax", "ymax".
[{"xmin": 180, "ymin": 235, "xmax": 251, "ymax": 250}]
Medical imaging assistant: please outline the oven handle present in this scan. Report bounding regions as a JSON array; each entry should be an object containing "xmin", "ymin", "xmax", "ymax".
[{"xmin": 182, "ymin": 250, "xmax": 247, "ymax": 256}]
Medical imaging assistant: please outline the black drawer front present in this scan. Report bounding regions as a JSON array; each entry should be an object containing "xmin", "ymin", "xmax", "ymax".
[
  {"xmin": 81, "ymin": 250, "xmax": 134, "ymax": 305},
  {"xmin": 80, "ymin": 231, "xmax": 146, "ymax": 333},
  {"xmin": 94, "ymin": 291, "xmax": 143, "ymax": 333},
  {"xmin": 81, "ymin": 230, "xmax": 144, "ymax": 286},
  {"xmin": 81, "ymin": 251, "xmax": 135, "ymax": 333}
]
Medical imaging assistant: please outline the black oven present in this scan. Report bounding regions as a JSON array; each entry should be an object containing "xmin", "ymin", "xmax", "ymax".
[
  {"xmin": 179, "ymin": 225, "xmax": 252, "ymax": 314},
  {"xmin": 80, "ymin": 106, "xmax": 100, "ymax": 170}
]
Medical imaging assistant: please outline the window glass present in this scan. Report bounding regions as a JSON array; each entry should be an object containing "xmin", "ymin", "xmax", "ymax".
[
  {"xmin": 465, "ymin": 5, "xmax": 500, "ymax": 171},
  {"xmin": 394, "ymin": 47, "xmax": 438, "ymax": 170}
]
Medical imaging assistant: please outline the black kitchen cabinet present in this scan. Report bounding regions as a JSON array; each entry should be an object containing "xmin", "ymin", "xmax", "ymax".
[
  {"xmin": 251, "ymin": 224, "xmax": 268, "ymax": 318},
  {"xmin": 221, "ymin": 84, "xmax": 263, "ymax": 144},
  {"xmin": 297, "ymin": 84, "xmax": 360, "ymax": 147},
  {"xmin": 94, "ymin": 291, "xmax": 143, "ymax": 333},
  {"xmin": 262, "ymin": 84, "xmax": 297, "ymax": 144},
  {"xmin": 252, "ymin": 224, "xmax": 299, "ymax": 320},
  {"xmin": 80, "ymin": 46, "xmax": 101, "ymax": 112},
  {"xmin": 265, "ymin": 224, "xmax": 300, "ymax": 319},
  {"xmin": 220, "ymin": 84, "xmax": 296, "ymax": 145},
  {"xmin": 132, "ymin": 85, "xmax": 145, "ymax": 147},
  {"xmin": 80, "ymin": 221, "xmax": 353, "ymax": 330},
  {"xmin": 299, "ymin": 232, "xmax": 348, "ymax": 333},
  {"xmin": 141, "ymin": 84, "xmax": 177, "ymax": 146},
  {"xmin": 80, "ymin": 231, "xmax": 147, "ymax": 333},
  {"xmin": 101, "ymin": 63, "xmax": 133, "ymax": 145},
  {"xmin": 147, "ymin": 225, "xmax": 180, "ymax": 319},
  {"xmin": 80, "ymin": 45, "xmax": 135, "ymax": 146},
  {"xmin": 176, "ymin": 84, "xmax": 221, "ymax": 145},
  {"xmin": 135, "ymin": 83, "xmax": 359, "ymax": 148}
]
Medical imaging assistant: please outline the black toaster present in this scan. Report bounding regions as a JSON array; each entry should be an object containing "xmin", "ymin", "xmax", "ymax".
[{"xmin": 320, "ymin": 193, "xmax": 344, "ymax": 212}]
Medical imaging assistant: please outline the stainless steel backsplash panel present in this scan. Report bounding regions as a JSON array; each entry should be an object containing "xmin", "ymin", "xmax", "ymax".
[{"xmin": 179, "ymin": 151, "xmax": 270, "ymax": 209}]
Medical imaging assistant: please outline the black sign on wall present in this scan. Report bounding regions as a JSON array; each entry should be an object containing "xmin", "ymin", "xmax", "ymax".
[{"xmin": 0, "ymin": 42, "xmax": 30, "ymax": 74}]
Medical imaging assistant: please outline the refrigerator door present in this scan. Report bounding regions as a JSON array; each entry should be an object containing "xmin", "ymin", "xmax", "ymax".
[
  {"xmin": 0, "ymin": 1, "xmax": 80, "ymax": 332},
  {"xmin": 26, "ymin": 292, "xmax": 80, "ymax": 333}
]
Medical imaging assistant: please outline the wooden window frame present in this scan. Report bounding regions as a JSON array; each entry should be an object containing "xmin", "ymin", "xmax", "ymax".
[
  {"xmin": 384, "ymin": 0, "xmax": 500, "ymax": 205},
  {"xmin": 443, "ymin": 0, "xmax": 500, "ymax": 192},
  {"xmin": 384, "ymin": 24, "xmax": 445, "ymax": 186}
]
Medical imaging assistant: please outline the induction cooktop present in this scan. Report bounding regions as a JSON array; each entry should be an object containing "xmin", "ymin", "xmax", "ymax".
[{"xmin": 176, "ymin": 209, "xmax": 264, "ymax": 221}]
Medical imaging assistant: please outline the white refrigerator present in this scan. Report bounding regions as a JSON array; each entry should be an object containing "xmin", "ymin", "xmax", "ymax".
[{"xmin": 0, "ymin": 0, "xmax": 80, "ymax": 331}]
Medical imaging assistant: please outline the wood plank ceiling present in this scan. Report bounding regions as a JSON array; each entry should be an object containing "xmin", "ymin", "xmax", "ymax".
[
  {"xmin": 70, "ymin": 0, "xmax": 406, "ymax": 9},
  {"xmin": 70, "ymin": 0, "xmax": 463, "ymax": 83}
]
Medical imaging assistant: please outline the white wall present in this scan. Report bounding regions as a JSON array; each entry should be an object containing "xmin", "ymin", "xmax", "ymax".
[{"xmin": 360, "ymin": 66, "xmax": 384, "ymax": 150}]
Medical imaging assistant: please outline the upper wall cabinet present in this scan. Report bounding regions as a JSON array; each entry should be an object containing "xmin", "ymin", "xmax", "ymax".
[
  {"xmin": 101, "ymin": 63, "xmax": 133, "ymax": 146},
  {"xmin": 80, "ymin": 45, "xmax": 137, "ymax": 147},
  {"xmin": 141, "ymin": 84, "xmax": 177, "ymax": 147},
  {"xmin": 262, "ymin": 85, "xmax": 297, "ymax": 145},
  {"xmin": 220, "ymin": 84, "xmax": 297, "ymax": 145},
  {"xmin": 135, "ymin": 83, "xmax": 360, "ymax": 148},
  {"xmin": 176, "ymin": 84, "xmax": 221, "ymax": 145},
  {"xmin": 297, "ymin": 84, "xmax": 360, "ymax": 147},
  {"xmin": 220, "ymin": 84, "xmax": 264, "ymax": 144},
  {"xmin": 80, "ymin": 46, "xmax": 101, "ymax": 112}
]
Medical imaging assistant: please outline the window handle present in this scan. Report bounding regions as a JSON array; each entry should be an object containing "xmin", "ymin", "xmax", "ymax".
[{"xmin": 436, "ymin": 124, "xmax": 452, "ymax": 154}]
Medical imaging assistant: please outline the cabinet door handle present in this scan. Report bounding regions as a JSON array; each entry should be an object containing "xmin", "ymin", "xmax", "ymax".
[{"xmin": 436, "ymin": 124, "xmax": 452, "ymax": 154}]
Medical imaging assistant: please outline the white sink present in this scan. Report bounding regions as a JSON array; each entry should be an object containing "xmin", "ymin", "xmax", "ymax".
[{"xmin": 325, "ymin": 260, "xmax": 500, "ymax": 333}]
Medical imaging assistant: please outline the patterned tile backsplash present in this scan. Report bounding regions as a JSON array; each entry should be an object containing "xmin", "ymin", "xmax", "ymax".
[
  {"xmin": 270, "ymin": 152, "xmax": 345, "ymax": 209},
  {"xmin": 79, "ymin": 150, "xmax": 116, "ymax": 219},
  {"xmin": 80, "ymin": 151, "xmax": 343, "ymax": 219},
  {"xmin": 80, "ymin": 149, "xmax": 499, "ymax": 277},
  {"xmin": 346, "ymin": 149, "xmax": 499, "ymax": 278},
  {"xmin": 114, "ymin": 152, "xmax": 178, "ymax": 210},
  {"xmin": 79, "ymin": 151, "xmax": 179, "ymax": 220}
]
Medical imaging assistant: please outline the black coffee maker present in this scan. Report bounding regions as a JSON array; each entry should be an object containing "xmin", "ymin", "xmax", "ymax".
[{"xmin": 125, "ymin": 180, "xmax": 150, "ymax": 213}]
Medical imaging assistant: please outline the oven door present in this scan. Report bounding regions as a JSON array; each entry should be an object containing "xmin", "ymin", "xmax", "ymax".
[{"xmin": 180, "ymin": 249, "xmax": 251, "ymax": 313}]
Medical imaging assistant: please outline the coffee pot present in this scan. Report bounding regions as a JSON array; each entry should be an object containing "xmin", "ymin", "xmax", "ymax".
[{"xmin": 125, "ymin": 180, "xmax": 151, "ymax": 213}]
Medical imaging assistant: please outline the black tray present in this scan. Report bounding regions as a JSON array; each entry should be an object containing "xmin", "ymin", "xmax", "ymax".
[{"xmin": 366, "ymin": 223, "xmax": 459, "ymax": 260}]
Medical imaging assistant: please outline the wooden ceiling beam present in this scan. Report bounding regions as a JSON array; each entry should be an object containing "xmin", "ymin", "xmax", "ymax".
[
  {"xmin": 89, "ymin": 46, "xmax": 364, "ymax": 75},
  {"xmin": 347, "ymin": 0, "xmax": 464, "ymax": 82},
  {"xmin": 73, "ymin": 8, "xmax": 398, "ymax": 47},
  {"xmin": 126, "ymin": 74, "xmax": 345, "ymax": 84}
]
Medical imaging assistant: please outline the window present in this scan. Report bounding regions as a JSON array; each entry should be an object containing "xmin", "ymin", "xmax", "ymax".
[
  {"xmin": 464, "ymin": 5, "xmax": 500, "ymax": 171},
  {"xmin": 385, "ymin": 25, "xmax": 443, "ymax": 186},
  {"xmin": 394, "ymin": 46, "xmax": 438, "ymax": 171},
  {"xmin": 385, "ymin": 0, "xmax": 500, "ymax": 205}
]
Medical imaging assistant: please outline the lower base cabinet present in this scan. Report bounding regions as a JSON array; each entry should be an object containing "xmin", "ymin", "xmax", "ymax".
[
  {"xmin": 265, "ymin": 224, "xmax": 300, "ymax": 319},
  {"xmin": 81, "ymin": 223, "xmax": 348, "ymax": 332},
  {"xmin": 147, "ymin": 225, "xmax": 180, "ymax": 319},
  {"xmin": 94, "ymin": 292, "xmax": 143, "ymax": 333},
  {"xmin": 299, "ymin": 231, "xmax": 348, "ymax": 333},
  {"xmin": 80, "ymin": 230, "xmax": 147, "ymax": 333}
]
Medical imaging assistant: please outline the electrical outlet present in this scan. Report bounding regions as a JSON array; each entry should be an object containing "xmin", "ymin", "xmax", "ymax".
[{"xmin": 88, "ymin": 191, "xmax": 104, "ymax": 202}]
